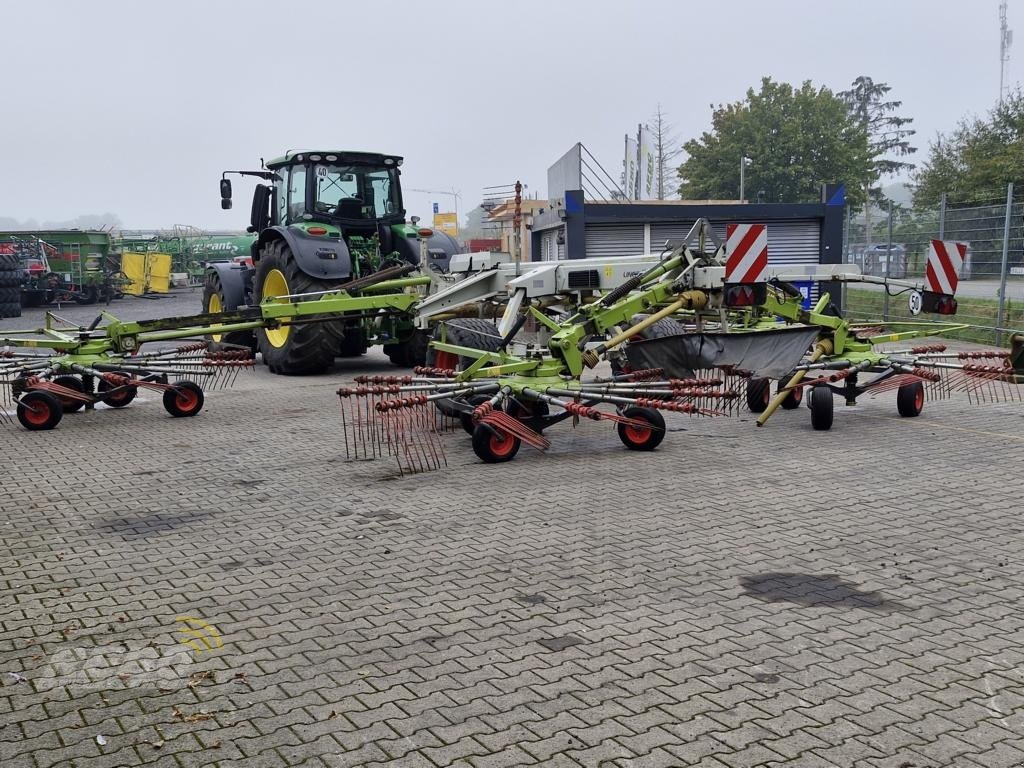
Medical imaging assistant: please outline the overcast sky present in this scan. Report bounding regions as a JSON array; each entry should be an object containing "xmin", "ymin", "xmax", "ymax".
[{"xmin": 1, "ymin": 0, "xmax": 1018, "ymax": 230}]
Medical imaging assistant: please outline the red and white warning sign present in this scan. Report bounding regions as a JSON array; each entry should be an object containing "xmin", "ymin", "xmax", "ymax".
[
  {"xmin": 725, "ymin": 223, "xmax": 768, "ymax": 284},
  {"xmin": 925, "ymin": 239, "xmax": 967, "ymax": 296}
]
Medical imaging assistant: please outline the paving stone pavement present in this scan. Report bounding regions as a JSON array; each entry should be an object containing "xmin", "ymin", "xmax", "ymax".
[{"xmin": 2, "ymin": 293, "xmax": 1024, "ymax": 767}]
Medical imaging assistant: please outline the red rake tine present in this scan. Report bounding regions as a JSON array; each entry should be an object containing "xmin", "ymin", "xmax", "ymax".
[{"xmin": 481, "ymin": 411, "xmax": 550, "ymax": 450}]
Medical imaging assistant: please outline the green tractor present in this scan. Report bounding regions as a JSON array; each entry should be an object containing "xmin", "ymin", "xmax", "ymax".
[{"xmin": 205, "ymin": 151, "xmax": 461, "ymax": 374}]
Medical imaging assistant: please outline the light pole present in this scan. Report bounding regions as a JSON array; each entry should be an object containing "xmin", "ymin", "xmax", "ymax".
[{"xmin": 739, "ymin": 156, "xmax": 752, "ymax": 203}]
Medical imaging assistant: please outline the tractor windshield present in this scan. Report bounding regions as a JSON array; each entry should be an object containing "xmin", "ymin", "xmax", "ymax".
[{"xmin": 312, "ymin": 164, "xmax": 401, "ymax": 223}]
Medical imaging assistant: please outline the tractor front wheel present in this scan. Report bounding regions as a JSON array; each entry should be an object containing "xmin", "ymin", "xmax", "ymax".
[
  {"xmin": 254, "ymin": 240, "xmax": 344, "ymax": 375},
  {"xmin": 17, "ymin": 391, "xmax": 63, "ymax": 431},
  {"xmin": 897, "ymin": 381, "xmax": 925, "ymax": 417},
  {"xmin": 163, "ymin": 381, "xmax": 205, "ymax": 417},
  {"xmin": 471, "ymin": 423, "xmax": 521, "ymax": 463},
  {"xmin": 203, "ymin": 271, "xmax": 256, "ymax": 352},
  {"xmin": 617, "ymin": 406, "xmax": 666, "ymax": 451},
  {"xmin": 809, "ymin": 386, "xmax": 834, "ymax": 431}
]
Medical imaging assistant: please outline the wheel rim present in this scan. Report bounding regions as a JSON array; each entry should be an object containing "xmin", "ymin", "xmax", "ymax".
[
  {"xmin": 175, "ymin": 388, "xmax": 200, "ymax": 412},
  {"xmin": 22, "ymin": 398, "xmax": 52, "ymax": 426},
  {"xmin": 207, "ymin": 292, "xmax": 223, "ymax": 342},
  {"xmin": 262, "ymin": 269, "xmax": 291, "ymax": 348},
  {"xmin": 434, "ymin": 350, "xmax": 458, "ymax": 371},
  {"xmin": 915, "ymin": 386, "xmax": 924, "ymax": 410},
  {"xmin": 762, "ymin": 385, "xmax": 771, "ymax": 405},
  {"xmin": 623, "ymin": 422, "xmax": 652, "ymax": 444},
  {"xmin": 489, "ymin": 431, "xmax": 516, "ymax": 457}
]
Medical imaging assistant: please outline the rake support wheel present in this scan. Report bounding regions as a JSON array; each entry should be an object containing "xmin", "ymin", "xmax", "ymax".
[
  {"xmin": 778, "ymin": 378, "xmax": 803, "ymax": 410},
  {"xmin": 616, "ymin": 406, "xmax": 666, "ymax": 451},
  {"xmin": 746, "ymin": 377, "xmax": 771, "ymax": 413},
  {"xmin": 163, "ymin": 381, "xmax": 205, "ymax": 418},
  {"xmin": 809, "ymin": 386, "xmax": 834, "ymax": 431},
  {"xmin": 471, "ymin": 423, "xmax": 521, "ymax": 463},
  {"xmin": 52, "ymin": 375, "xmax": 86, "ymax": 413},
  {"xmin": 17, "ymin": 391, "xmax": 63, "ymax": 431},
  {"xmin": 897, "ymin": 381, "xmax": 925, "ymax": 417},
  {"xmin": 98, "ymin": 372, "xmax": 137, "ymax": 408}
]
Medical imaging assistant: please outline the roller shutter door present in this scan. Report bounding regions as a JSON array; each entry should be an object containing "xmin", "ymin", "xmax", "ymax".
[{"xmin": 584, "ymin": 223, "xmax": 645, "ymax": 258}]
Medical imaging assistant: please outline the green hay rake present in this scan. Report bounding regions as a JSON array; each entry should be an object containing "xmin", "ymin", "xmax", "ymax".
[
  {"xmin": 337, "ymin": 221, "xmax": 1024, "ymax": 469},
  {"xmin": 1, "ymin": 266, "xmax": 429, "ymax": 430}
]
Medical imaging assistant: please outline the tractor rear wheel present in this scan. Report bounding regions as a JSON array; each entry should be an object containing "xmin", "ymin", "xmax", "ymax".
[
  {"xmin": 52, "ymin": 375, "xmax": 86, "ymax": 413},
  {"xmin": 17, "ymin": 391, "xmax": 63, "ymax": 430},
  {"xmin": 616, "ymin": 406, "xmax": 666, "ymax": 451},
  {"xmin": 746, "ymin": 378, "xmax": 771, "ymax": 413},
  {"xmin": 203, "ymin": 271, "xmax": 256, "ymax": 352},
  {"xmin": 471, "ymin": 422, "xmax": 521, "ymax": 463},
  {"xmin": 426, "ymin": 319, "xmax": 504, "ymax": 417},
  {"xmin": 809, "ymin": 386, "xmax": 834, "ymax": 431},
  {"xmin": 254, "ymin": 240, "xmax": 345, "ymax": 375},
  {"xmin": 897, "ymin": 381, "xmax": 925, "ymax": 417}
]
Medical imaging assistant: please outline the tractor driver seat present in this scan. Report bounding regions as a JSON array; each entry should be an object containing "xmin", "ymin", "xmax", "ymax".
[{"xmin": 334, "ymin": 197, "xmax": 364, "ymax": 219}]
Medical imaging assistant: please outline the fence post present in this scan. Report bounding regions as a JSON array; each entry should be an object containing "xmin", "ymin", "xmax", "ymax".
[
  {"xmin": 938, "ymin": 192, "xmax": 946, "ymax": 239},
  {"xmin": 996, "ymin": 182, "xmax": 1014, "ymax": 346},
  {"xmin": 883, "ymin": 200, "xmax": 893, "ymax": 320}
]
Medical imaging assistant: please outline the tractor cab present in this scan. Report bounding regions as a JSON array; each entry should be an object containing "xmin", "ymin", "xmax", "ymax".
[{"xmin": 266, "ymin": 151, "xmax": 405, "ymax": 231}]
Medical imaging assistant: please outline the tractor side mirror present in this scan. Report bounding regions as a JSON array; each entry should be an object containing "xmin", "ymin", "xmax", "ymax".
[{"xmin": 220, "ymin": 178, "xmax": 232, "ymax": 210}]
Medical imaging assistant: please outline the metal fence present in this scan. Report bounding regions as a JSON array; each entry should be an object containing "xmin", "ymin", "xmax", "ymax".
[{"xmin": 843, "ymin": 184, "xmax": 1024, "ymax": 345}]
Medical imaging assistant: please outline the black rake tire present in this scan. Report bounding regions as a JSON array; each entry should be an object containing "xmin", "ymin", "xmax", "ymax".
[
  {"xmin": 426, "ymin": 318, "xmax": 504, "ymax": 417},
  {"xmin": 52, "ymin": 375, "xmax": 86, "ymax": 413},
  {"xmin": 163, "ymin": 381, "xmax": 205, "ymax": 417},
  {"xmin": 97, "ymin": 373, "xmax": 137, "ymax": 408},
  {"xmin": 616, "ymin": 406, "xmax": 666, "ymax": 451},
  {"xmin": 778, "ymin": 378, "xmax": 803, "ymax": 410},
  {"xmin": 746, "ymin": 377, "xmax": 771, "ymax": 413},
  {"xmin": 254, "ymin": 240, "xmax": 345, "ymax": 375},
  {"xmin": 897, "ymin": 380, "xmax": 925, "ymax": 417},
  {"xmin": 809, "ymin": 386, "xmax": 834, "ymax": 431},
  {"xmin": 471, "ymin": 422, "xmax": 521, "ymax": 463},
  {"xmin": 17, "ymin": 390, "xmax": 63, "ymax": 430},
  {"xmin": 203, "ymin": 270, "xmax": 256, "ymax": 351}
]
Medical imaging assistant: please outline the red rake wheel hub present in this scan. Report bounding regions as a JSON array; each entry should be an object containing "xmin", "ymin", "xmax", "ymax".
[
  {"xmin": 22, "ymin": 401, "xmax": 53, "ymax": 427},
  {"xmin": 622, "ymin": 423, "xmax": 652, "ymax": 445},
  {"xmin": 488, "ymin": 431, "xmax": 517, "ymax": 458},
  {"xmin": 174, "ymin": 388, "xmax": 200, "ymax": 413}
]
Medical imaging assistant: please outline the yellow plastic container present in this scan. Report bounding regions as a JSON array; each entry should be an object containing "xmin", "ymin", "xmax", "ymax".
[{"xmin": 121, "ymin": 252, "xmax": 172, "ymax": 295}]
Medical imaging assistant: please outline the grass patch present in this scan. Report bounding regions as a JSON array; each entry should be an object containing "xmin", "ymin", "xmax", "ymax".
[{"xmin": 845, "ymin": 288, "xmax": 1024, "ymax": 346}]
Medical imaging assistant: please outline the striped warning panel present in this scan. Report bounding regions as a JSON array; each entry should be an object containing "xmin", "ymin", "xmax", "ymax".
[
  {"xmin": 725, "ymin": 223, "xmax": 768, "ymax": 283},
  {"xmin": 925, "ymin": 239, "xmax": 967, "ymax": 295}
]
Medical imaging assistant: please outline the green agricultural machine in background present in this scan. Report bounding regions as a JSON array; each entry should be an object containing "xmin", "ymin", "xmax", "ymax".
[
  {"xmin": 0, "ymin": 231, "xmax": 127, "ymax": 308},
  {"xmin": 117, "ymin": 230, "xmax": 257, "ymax": 284},
  {"xmin": 206, "ymin": 150, "xmax": 462, "ymax": 374}
]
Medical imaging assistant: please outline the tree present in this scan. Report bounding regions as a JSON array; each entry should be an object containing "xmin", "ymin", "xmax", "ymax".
[
  {"xmin": 839, "ymin": 76, "xmax": 916, "ymax": 243},
  {"xmin": 650, "ymin": 104, "xmax": 682, "ymax": 200},
  {"xmin": 914, "ymin": 89, "xmax": 1024, "ymax": 206},
  {"xmin": 678, "ymin": 78, "xmax": 870, "ymax": 208}
]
